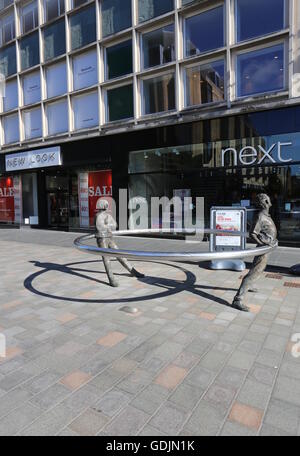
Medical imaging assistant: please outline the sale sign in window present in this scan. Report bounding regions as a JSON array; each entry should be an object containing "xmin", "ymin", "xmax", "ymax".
[
  {"xmin": 79, "ymin": 170, "xmax": 112, "ymax": 227},
  {"xmin": 0, "ymin": 177, "xmax": 15, "ymax": 223}
]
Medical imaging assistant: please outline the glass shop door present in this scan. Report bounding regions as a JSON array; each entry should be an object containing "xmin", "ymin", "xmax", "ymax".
[{"xmin": 46, "ymin": 174, "xmax": 69, "ymax": 229}]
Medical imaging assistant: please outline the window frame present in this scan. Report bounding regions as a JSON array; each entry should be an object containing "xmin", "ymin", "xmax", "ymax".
[
  {"xmin": 20, "ymin": 0, "xmax": 39, "ymax": 35},
  {"xmin": 104, "ymin": 38, "xmax": 133, "ymax": 81},
  {"xmin": 45, "ymin": 59, "xmax": 68, "ymax": 99},
  {"xmin": 234, "ymin": 40, "xmax": 288, "ymax": 100},
  {"xmin": 46, "ymin": 97, "xmax": 69, "ymax": 136},
  {"xmin": 44, "ymin": 0, "xmax": 65, "ymax": 24},
  {"xmin": 234, "ymin": 0, "xmax": 288, "ymax": 44},
  {"xmin": 183, "ymin": 2, "xmax": 226, "ymax": 59},
  {"xmin": 3, "ymin": 112, "xmax": 19, "ymax": 144},
  {"xmin": 183, "ymin": 56, "xmax": 226, "ymax": 108},
  {"xmin": 0, "ymin": 10, "xmax": 15, "ymax": 46},
  {"xmin": 140, "ymin": 70, "xmax": 176, "ymax": 116},
  {"xmin": 71, "ymin": 89, "xmax": 99, "ymax": 131},
  {"xmin": 140, "ymin": 21, "xmax": 176, "ymax": 71},
  {"xmin": 23, "ymin": 105, "xmax": 43, "ymax": 140},
  {"xmin": 72, "ymin": 47, "xmax": 98, "ymax": 91},
  {"xmin": 104, "ymin": 80, "xmax": 134, "ymax": 123}
]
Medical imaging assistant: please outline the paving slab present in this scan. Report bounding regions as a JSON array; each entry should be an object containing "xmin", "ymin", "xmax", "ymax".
[{"xmin": 0, "ymin": 229, "xmax": 299, "ymax": 435}]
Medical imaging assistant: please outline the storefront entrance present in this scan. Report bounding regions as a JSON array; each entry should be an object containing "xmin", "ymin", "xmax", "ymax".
[{"xmin": 46, "ymin": 175, "xmax": 69, "ymax": 229}]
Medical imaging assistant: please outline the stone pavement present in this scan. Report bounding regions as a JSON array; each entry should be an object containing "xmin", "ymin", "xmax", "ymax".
[{"xmin": 0, "ymin": 230, "xmax": 300, "ymax": 436}]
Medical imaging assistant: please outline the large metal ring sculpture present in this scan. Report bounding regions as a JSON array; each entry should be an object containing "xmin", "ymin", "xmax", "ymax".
[{"xmin": 74, "ymin": 229, "xmax": 278, "ymax": 263}]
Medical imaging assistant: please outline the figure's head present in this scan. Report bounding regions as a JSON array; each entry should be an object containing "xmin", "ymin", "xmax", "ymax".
[
  {"xmin": 96, "ymin": 198, "xmax": 109, "ymax": 211},
  {"xmin": 255, "ymin": 193, "xmax": 272, "ymax": 210}
]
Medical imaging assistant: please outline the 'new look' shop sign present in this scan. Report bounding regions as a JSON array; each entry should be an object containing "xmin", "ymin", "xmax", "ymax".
[{"xmin": 5, "ymin": 146, "xmax": 61, "ymax": 172}]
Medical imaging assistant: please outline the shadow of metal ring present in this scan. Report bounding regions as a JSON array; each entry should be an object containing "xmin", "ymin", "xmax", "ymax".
[{"xmin": 23, "ymin": 259, "xmax": 197, "ymax": 304}]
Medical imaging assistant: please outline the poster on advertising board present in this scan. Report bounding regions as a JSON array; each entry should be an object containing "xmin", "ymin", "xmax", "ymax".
[
  {"xmin": 210, "ymin": 207, "xmax": 247, "ymax": 252},
  {"xmin": 78, "ymin": 170, "xmax": 112, "ymax": 228},
  {"xmin": 0, "ymin": 177, "xmax": 15, "ymax": 223}
]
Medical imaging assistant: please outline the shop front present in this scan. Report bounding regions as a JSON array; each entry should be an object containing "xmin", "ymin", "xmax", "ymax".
[
  {"xmin": 127, "ymin": 107, "xmax": 300, "ymax": 246},
  {"xmin": 1, "ymin": 141, "xmax": 114, "ymax": 231}
]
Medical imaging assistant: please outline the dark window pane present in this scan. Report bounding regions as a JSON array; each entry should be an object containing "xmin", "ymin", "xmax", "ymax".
[
  {"xmin": 102, "ymin": 0, "xmax": 132, "ymax": 37},
  {"xmin": 0, "ymin": 42, "xmax": 16, "ymax": 77},
  {"xmin": 0, "ymin": 0, "xmax": 14, "ymax": 11},
  {"xmin": 106, "ymin": 40, "xmax": 132, "ymax": 80},
  {"xmin": 185, "ymin": 6, "xmax": 224, "ymax": 56},
  {"xmin": 44, "ymin": 19, "xmax": 66, "ymax": 61},
  {"xmin": 73, "ymin": 0, "xmax": 88, "ymax": 7},
  {"xmin": 107, "ymin": 84, "xmax": 133, "ymax": 121},
  {"xmin": 20, "ymin": 32, "xmax": 40, "ymax": 70},
  {"xmin": 138, "ymin": 0, "xmax": 174, "ymax": 23},
  {"xmin": 1, "ymin": 13, "xmax": 15, "ymax": 45},
  {"xmin": 142, "ymin": 24, "xmax": 175, "ymax": 69},
  {"xmin": 45, "ymin": 0, "xmax": 65, "ymax": 22},
  {"xmin": 186, "ymin": 60, "xmax": 225, "ymax": 106},
  {"xmin": 70, "ymin": 5, "xmax": 96, "ymax": 50},
  {"xmin": 143, "ymin": 73, "xmax": 175, "ymax": 114},
  {"xmin": 236, "ymin": 0, "xmax": 284, "ymax": 42},
  {"xmin": 22, "ymin": 0, "xmax": 38, "ymax": 34},
  {"xmin": 237, "ymin": 44, "xmax": 284, "ymax": 97}
]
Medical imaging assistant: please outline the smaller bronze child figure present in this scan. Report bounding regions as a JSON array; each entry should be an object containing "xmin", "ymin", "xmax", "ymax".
[
  {"xmin": 95, "ymin": 199, "xmax": 144, "ymax": 287},
  {"xmin": 232, "ymin": 193, "xmax": 277, "ymax": 312}
]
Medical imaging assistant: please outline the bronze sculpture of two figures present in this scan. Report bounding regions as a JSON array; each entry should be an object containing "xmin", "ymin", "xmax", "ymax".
[{"xmin": 95, "ymin": 194, "xmax": 277, "ymax": 312}]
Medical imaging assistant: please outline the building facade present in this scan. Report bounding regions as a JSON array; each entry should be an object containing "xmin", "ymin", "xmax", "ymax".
[{"xmin": 0, "ymin": 0, "xmax": 299, "ymax": 245}]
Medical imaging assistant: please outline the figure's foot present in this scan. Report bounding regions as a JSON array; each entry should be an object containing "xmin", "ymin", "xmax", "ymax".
[
  {"xmin": 110, "ymin": 280, "xmax": 119, "ymax": 287},
  {"xmin": 131, "ymin": 268, "xmax": 145, "ymax": 278},
  {"xmin": 248, "ymin": 288, "xmax": 258, "ymax": 293},
  {"xmin": 232, "ymin": 298, "xmax": 249, "ymax": 312}
]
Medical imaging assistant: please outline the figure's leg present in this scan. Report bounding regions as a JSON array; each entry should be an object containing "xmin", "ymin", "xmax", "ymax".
[
  {"xmin": 109, "ymin": 240, "xmax": 145, "ymax": 278},
  {"xmin": 97, "ymin": 238, "xmax": 119, "ymax": 287},
  {"xmin": 232, "ymin": 254, "xmax": 268, "ymax": 311}
]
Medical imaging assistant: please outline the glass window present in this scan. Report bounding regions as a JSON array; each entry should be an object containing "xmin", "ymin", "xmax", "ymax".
[
  {"xmin": 106, "ymin": 40, "xmax": 132, "ymax": 80},
  {"xmin": 0, "ymin": 43, "xmax": 16, "ymax": 77},
  {"xmin": 143, "ymin": 73, "xmax": 175, "ymax": 114},
  {"xmin": 73, "ymin": 0, "xmax": 88, "ymax": 7},
  {"xmin": 21, "ymin": 0, "xmax": 38, "ymax": 34},
  {"xmin": 73, "ymin": 91, "xmax": 98, "ymax": 129},
  {"xmin": 45, "ymin": 0, "xmax": 64, "ymax": 22},
  {"xmin": 3, "ymin": 78, "xmax": 18, "ymax": 111},
  {"xmin": 46, "ymin": 61, "xmax": 67, "ymax": 98},
  {"xmin": 101, "ymin": 0, "xmax": 132, "ymax": 38},
  {"xmin": 23, "ymin": 71, "xmax": 41, "ymax": 106},
  {"xmin": 73, "ymin": 49, "xmax": 97, "ymax": 90},
  {"xmin": 237, "ymin": 44, "xmax": 285, "ymax": 97},
  {"xmin": 186, "ymin": 60, "xmax": 225, "ymax": 106},
  {"xmin": 47, "ymin": 98, "xmax": 68, "ymax": 135},
  {"xmin": 44, "ymin": 19, "xmax": 66, "ymax": 61},
  {"xmin": 182, "ymin": 0, "xmax": 196, "ymax": 5},
  {"xmin": 23, "ymin": 106, "xmax": 42, "ymax": 139},
  {"xmin": 236, "ymin": 0, "xmax": 285, "ymax": 42},
  {"xmin": 0, "ymin": 12, "xmax": 15, "ymax": 46},
  {"xmin": 0, "ymin": 1, "xmax": 14, "ymax": 11},
  {"xmin": 70, "ymin": 4, "xmax": 96, "ymax": 51},
  {"xmin": 142, "ymin": 24, "xmax": 175, "ymax": 69},
  {"xmin": 107, "ymin": 84, "xmax": 133, "ymax": 121},
  {"xmin": 138, "ymin": 0, "xmax": 173, "ymax": 23},
  {"xmin": 185, "ymin": 6, "xmax": 224, "ymax": 56},
  {"xmin": 20, "ymin": 32, "xmax": 40, "ymax": 70},
  {"xmin": 3, "ymin": 113, "xmax": 19, "ymax": 143}
]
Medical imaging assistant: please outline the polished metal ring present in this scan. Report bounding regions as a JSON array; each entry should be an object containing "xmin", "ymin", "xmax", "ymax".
[{"xmin": 74, "ymin": 229, "xmax": 277, "ymax": 263}]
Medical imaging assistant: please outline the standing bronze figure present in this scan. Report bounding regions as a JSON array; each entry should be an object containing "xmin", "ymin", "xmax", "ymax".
[
  {"xmin": 232, "ymin": 194, "xmax": 278, "ymax": 312},
  {"xmin": 95, "ymin": 199, "xmax": 144, "ymax": 287}
]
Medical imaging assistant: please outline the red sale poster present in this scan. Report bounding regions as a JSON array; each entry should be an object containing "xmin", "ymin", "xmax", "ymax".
[
  {"xmin": 88, "ymin": 170, "xmax": 112, "ymax": 226},
  {"xmin": 0, "ymin": 177, "xmax": 15, "ymax": 223}
]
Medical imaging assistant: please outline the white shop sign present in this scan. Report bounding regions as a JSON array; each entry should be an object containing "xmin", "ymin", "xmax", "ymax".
[{"xmin": 5, "ymin": 146, "xmax": 61, "ymax": 172}]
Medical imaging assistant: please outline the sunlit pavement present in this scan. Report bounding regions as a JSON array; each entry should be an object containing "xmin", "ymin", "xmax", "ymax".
[{"xmin": 0, "ymin": 229, "xmax": 299, "ymax": 436}]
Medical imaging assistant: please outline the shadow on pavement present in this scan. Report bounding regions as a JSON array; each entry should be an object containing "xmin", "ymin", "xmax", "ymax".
[{"xmin": 23, "ymin": 259, "xmax": 233, "ymax": 307}]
